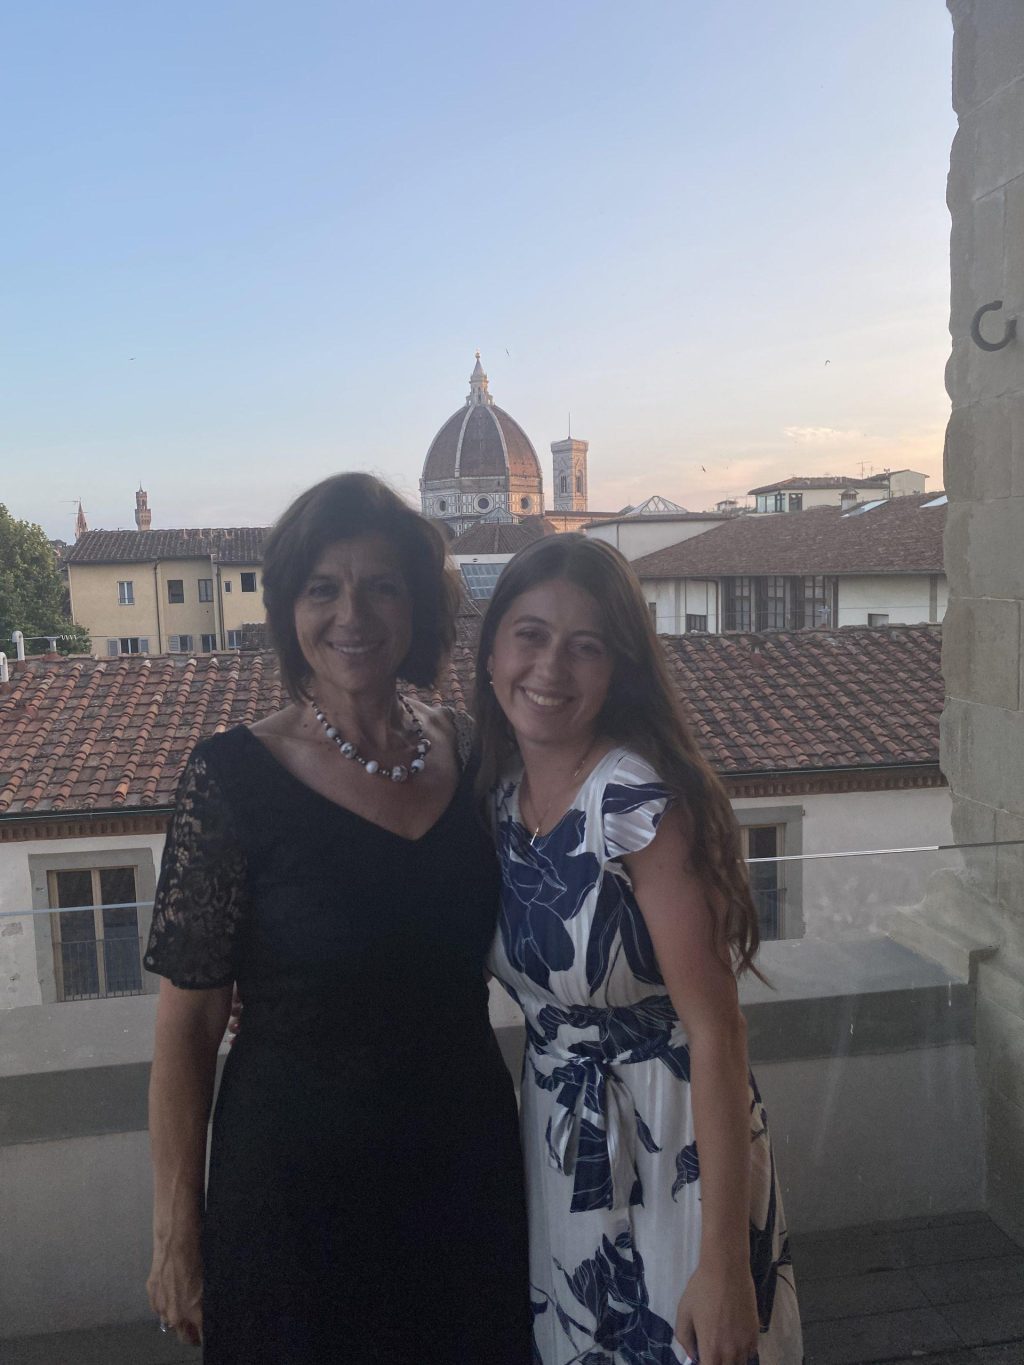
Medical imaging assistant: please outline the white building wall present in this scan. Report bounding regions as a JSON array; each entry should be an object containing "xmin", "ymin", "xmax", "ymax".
[
  {"xmin": 732, "ymin": 786, "xmax": 954, "ymax": 940},
  {"xmin": 585, "ymin": 518, "xmax": 723, "ymax": 560},
  {"xmin": 838, "ymin": 574, "xmax": 947, "ymax": 625},
  {"xmin": 641, "ymin": 578, "xmax": 718, "ymax": 634},
  {"xmin": 0, "ymin": 833, "xmax": 165, "ymax": 1010}
]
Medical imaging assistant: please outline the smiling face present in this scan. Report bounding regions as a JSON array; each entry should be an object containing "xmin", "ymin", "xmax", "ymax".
[
  {"xmin": 293, "ymin": 534, "xmax": 413, "ymax": 698},
  {"xmin": 487, "ymin": 577, "xmax": 615, "ymax": 754}
]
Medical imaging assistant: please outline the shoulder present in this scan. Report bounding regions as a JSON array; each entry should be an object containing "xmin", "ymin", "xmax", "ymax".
[
  {"xmin": 597, "ymin": 747, "xmax": 675, "ymax": 860},
  {"xmin": 423, "ymin": 701, "xmax": 474, "ymax": 770},
  {"xmin": 186, "ymin": 726, "xmax": 252, "ymax": 775},
  {"xmin": 172, "ymin": 727, "xmax": 257, "ymax": 814},
  {"xmin": 599, "ymin": 748, "xmax": 671, "ymax": 806}
]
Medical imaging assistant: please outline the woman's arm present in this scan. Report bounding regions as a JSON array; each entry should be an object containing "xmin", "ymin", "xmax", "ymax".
[
  {"xmin": 147, "ymin": 978, "xmax": 232, "ymax": 1348},
  {"xmin": 623, "ymin": 806, "xmax": 759, "ymax": 1365}
]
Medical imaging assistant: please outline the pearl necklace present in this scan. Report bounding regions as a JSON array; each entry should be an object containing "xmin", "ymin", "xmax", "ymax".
[{"xmin": 311, "ymin": 695, "xmax": 430, "ymax": 783}]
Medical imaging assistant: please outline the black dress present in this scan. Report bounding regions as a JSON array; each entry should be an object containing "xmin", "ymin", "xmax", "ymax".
[{"xmin": 145, "ymin": 723, "xmax": 532, "ymax": 1365}]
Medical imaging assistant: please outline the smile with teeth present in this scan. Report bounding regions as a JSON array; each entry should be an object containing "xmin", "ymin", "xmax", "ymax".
[
  {"xmin": 329, "ymin": 641, "xmax": 379, "ymax": 657},
  {"xmin": 522, "ymin": 687, "xmax": 571, "ymax": 709}
]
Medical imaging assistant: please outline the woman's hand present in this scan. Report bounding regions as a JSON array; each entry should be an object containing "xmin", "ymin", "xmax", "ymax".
[
  {"xmin": 226, "ymin": 984, "xmax": 243, "ymax": 1045},
  {"xmin": 675, "ymin": 1259, "xmax": 760, "ymax": 1365},
  {"xmin": 147, "ymin": 1230, "xmax": 204, "ymax": 1348}
]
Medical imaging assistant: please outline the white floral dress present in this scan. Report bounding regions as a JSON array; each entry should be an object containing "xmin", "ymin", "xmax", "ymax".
[{"xmin": 487, "ymin": 749, "xmax": 803, "ymax": 1365}]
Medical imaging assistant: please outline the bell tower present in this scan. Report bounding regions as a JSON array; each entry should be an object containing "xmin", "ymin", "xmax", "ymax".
[
  {"xmin": 551, "ymin": 434, "xmax": 588, "ymax": 512},
  {"xmin": 135, "ymin": 486, "xmax": 152, "ymax": 531}
]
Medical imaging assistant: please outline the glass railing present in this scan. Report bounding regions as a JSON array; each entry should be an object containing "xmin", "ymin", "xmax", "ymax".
[
  {"xmin": 745, "ymin": 838, "xmax": 1016, "ymax": 943},
  {"xmin": 1, "ymin": 842, "xmax": 1021, "ymax": 1352}
]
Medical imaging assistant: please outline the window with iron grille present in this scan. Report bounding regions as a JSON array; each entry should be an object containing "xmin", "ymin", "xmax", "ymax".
[
  {"xmin": 48, "ymin": 866, "xmax": 143, "ymax": 1002},
  {"xmin": 167, "ymin": 579, "xmax": 184, "ymax": 604},
  {"xmin": 685, "ymin": 614, "xmax": 708, "ymax": 633},
  {"xmin": 742, "ymin": 825, "xmax": 784, "ymax": 940},
  {"xmin": 198, "ymin": 579, "xmax": 214, "ymax": 602}
]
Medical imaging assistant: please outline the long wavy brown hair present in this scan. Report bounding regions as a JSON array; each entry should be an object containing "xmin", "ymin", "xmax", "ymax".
[{"xmin": 474, "ymin": 533, "xmax": 762, "ymax": 977}]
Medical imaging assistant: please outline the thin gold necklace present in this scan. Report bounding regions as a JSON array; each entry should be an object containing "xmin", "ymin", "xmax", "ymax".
[{"xmin": 522, "ymin": 740, "xmax": 598, "ymax": 845}]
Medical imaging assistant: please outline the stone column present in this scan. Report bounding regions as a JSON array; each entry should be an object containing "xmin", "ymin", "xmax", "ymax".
[{"xmin": 944, "ymin": 0, "xmax": 1024, "ymax": 1240}]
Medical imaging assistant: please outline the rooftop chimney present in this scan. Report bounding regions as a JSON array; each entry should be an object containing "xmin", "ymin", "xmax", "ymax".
[{"xmin": 840, "ymin": 488, "xmax": 859, "ymax": 512}]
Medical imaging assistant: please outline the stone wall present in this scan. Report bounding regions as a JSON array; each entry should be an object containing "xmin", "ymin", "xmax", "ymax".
[{"xmin": 943, "ymin": 0, "xmax": 1024, "ymax": 1241}]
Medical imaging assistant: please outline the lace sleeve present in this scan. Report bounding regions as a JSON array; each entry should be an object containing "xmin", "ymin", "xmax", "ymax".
[{"xmin": 143, "ymin": 744, "xmax": 247, "ymax": 989}]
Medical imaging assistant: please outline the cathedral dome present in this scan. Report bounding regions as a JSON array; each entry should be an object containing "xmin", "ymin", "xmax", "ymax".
[{"xmin": 422, "ymin": 354, "xmax": 542, "ymax": 485}]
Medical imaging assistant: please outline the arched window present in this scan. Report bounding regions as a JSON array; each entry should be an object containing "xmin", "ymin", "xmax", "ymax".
[
  {"xmin": 560, "ymin": 475, "xmax": 568, "ymax": 493},
  {"xmin": 521, "ymin": 496, "xmax": 531, "ymax": 510},
  {"xmin": 576, "ymin": 473, "xmax": 583, "ymax": 493}
]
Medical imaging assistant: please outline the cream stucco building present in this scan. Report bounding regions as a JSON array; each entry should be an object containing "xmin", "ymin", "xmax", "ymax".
[{"xmin": 65, "ymin": 493, "xmax": 266, "ymax": 656}]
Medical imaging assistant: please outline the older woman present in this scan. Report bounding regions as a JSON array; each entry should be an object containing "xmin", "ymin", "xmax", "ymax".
[
  {"xmin": 475, "ymin": 535, "xmax": 802, "ymax": 1365},
  {"xmin": 145, "ymin": 473, "xmax": 531, "ymax": 1364}
]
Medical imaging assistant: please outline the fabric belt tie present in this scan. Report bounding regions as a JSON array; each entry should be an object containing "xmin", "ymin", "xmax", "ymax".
[{"xmin": 540, "ymin": 1051, "xmax": 646, "ymax": 1214}]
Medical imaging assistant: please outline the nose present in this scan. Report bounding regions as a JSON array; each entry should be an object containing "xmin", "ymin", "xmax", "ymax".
[
  {"xmin": 330, "ymin": 584, "xmax": 364, "ymax": 628},
  {"xmin": 533, "ymin": 640, "xmax": 570, "ymax": 682}
]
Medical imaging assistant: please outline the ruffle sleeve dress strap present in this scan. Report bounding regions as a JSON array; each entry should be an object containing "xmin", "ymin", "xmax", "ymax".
[
  {"xmin": 600, "ymin": 749, "xmax": 675, "ymax": 861},
  {"xmin": 144, "ymin": 738, "xmax": 248, "ymax": 990}
]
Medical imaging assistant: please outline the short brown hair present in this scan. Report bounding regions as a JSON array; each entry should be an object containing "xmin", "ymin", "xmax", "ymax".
[{"xmin": 262, "ymin": 473, "xmax": 461, "ymax": 698}]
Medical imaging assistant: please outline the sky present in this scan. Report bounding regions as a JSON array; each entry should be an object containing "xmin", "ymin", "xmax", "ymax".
[{"xmin": 1, "ymin": 1, "xmax": 957, "ymax": 539}]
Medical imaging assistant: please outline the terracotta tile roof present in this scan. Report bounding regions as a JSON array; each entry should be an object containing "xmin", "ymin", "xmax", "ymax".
[
  {"xmin": 746, "ymin": 475, "xmax": 892, "ymax": 494},
  {"xmin": 658, "ymin": 626, "xmax": 943, "ymax": 774},
  {"xmin": 64, "ymin": 528, "xmax": 267, "ymax": 565},
  {"xmin": 449, "ymin": 517, "xmax": 557, "ymax": 555},
  {"xmin": 631, "ymin": 495, "xmax": 945, "ymax": 579},
  {"xmin": 0, "ymin": 625, "xmax": 941, "ymax": 816}
]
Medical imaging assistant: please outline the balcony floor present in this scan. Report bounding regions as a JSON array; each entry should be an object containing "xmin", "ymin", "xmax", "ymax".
[{"xmin": 3, "ymin": 1212, "xmax": 1022, "ymax": 1365}]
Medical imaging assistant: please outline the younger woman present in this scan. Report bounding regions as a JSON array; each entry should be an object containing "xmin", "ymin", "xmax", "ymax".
[{"xmin": 475, "ymin": 534, "xmax": 802, "ymax": 1365}]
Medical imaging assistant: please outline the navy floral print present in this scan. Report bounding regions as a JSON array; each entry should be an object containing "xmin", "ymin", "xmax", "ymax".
[{"xmin": 488, "ymin": 749, "xmax": 803, "ymax": 1365}]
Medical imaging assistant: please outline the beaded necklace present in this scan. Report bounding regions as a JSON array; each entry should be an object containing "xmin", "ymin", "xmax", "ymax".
[{"xmin": 310, "ymin": 695, "xmax": 430, "ymax": 784}]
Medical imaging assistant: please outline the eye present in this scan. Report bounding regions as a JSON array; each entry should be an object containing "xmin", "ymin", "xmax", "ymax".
[
  {"xmin": 573, "ymin": 638, "xmax": 607, "ymax": 659},
  {"xmin": 515, "ymin": 627, "xmax": 545, "ymax": 644},
  {"xmin": 306, "ymin": 580, "xmax": 334, "ymax": 600},
  {"xmin": 369, "ymin": 577, "xmax": 403, "ymax": 597}
]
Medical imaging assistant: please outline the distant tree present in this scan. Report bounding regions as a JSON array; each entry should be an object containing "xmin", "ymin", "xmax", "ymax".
[{"xmin": 0, "ymin": 504, "xmax": 91, "ymax": 655}]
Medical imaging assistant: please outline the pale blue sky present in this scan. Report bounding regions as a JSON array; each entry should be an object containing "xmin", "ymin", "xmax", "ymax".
[{"xmin": 2, "ymin": 1, "xmax": 956, "ymax": 538}]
